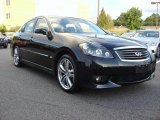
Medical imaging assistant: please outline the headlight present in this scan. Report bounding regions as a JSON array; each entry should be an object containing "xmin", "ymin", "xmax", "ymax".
[{"xmin": 79, "ymin": 43, "xmax": 113, "ymax": 58}]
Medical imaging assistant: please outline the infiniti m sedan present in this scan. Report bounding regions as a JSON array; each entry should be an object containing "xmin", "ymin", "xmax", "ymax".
[
  {"xmin": 132, "ymin": 30, "xmax": 160, "ymax": 58},
  {"xmin": 11, "ymin": 16, "xmax": 156, "ymax": 92}
]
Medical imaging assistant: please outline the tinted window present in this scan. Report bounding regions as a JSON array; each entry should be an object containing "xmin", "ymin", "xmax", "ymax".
[
  {"xmin": 34, "ymin": 18, "xmax": 49, "ymax": 31},
  {"xmin": 23, "ymin": 19, "xmax": 36, "ymax": 33},
  {"xmin": 49, "ymin": 18, "xmax": 106, "ymax": 35}
]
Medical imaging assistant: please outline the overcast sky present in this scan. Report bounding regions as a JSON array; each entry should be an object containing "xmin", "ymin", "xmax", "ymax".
[{"xmin": 35, "ymin": 0, "xmax": 158, "ymax": 20}]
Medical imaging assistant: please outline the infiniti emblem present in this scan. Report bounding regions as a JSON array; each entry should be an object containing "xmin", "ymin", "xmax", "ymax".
[{"xmin": 135, "ymin": 52, "xmax": 142, "ymax": 57}]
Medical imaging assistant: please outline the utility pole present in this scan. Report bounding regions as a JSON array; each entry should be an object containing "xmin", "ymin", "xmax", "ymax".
[
  {"xmin": 151, "ymin": 1, "xmax": 160, "ymax": 30},
  {"xmin": 97, "ymin": 0, "xmax": 100, "ymax": 22}
]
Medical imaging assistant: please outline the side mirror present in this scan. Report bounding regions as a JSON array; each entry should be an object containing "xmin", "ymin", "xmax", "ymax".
[
  {"xmin": 35, "ymin": 28, "xmax": 53, "ymax": 40},
  {"xmin": 35, "ymin": 28, "xmax": 48, "ymax": 35},
  {"xmin": 47, "ymin": 31, "xmax": 53, "ymax": 40}
]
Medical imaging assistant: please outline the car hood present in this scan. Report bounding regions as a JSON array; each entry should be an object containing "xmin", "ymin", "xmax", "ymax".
[
  {"xmin": 57, "ymin": 33, "xmax": 146, "ymax": 50},
  {"xmin": 131, "ymin": 37, "xmax": 159, "ymax": 45}
]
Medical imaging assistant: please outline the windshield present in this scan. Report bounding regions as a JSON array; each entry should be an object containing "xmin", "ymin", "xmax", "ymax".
[
  {"xmin": 49, "ymin": 17, "xmax": 107, "ymax": 35},
  {"xmin": 134, "ymin": 31, "xmax": 159, "ymax": 38}
]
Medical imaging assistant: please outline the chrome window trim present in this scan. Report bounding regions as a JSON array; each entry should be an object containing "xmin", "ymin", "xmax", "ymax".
[{"xmin": 20, "ymin": 48, "xmax": 49, "ymax": 57}]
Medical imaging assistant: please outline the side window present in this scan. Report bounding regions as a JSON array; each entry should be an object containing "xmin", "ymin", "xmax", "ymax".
[
  {"xmin": 23, "ymin": 19, "xmax": 36, "ymax": 33},
  {"xmin": 34, "ymin": 18, "xmax": 49, "ymax": 31}
]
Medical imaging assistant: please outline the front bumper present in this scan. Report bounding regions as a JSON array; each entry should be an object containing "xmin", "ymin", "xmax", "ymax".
[
  {"xmin": 0, "ymin": 41, "xmax": 7, "ymax": 46},
  {"xmin": 91, "ymin": 72, "xmax": 155, "ymax": 89},
  {"xmin": 77, "ymin": 55, "xmax": 156, "ymax": 89},
  {"xmin": 0, "ymin": 42, "xmax": 5, "ymax": 46}
]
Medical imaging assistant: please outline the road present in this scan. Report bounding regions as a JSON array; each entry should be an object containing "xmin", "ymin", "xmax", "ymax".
[{"xmin": 0, "ymin": 48, "xmax": 160, "ymax": 120}]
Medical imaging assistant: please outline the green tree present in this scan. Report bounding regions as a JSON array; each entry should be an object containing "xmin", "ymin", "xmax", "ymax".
[
  {"xmin": 97, "ymin": 8, "xmax": 114, "ymax": 29},
  {"xmin": 144, "ymin": 13, "xmax": 160, "ymax": 26},
  {"xmin": 8, "ymin": 26, "xmax": 21, "ymax": 32},
  {"xmin": 106, "ymin": 14, "xmax": 114, "ymax": 29},
  {"xmin": 126, "ymin": 7, "xmax": 143, "ymax": 30},
  {"xmin": 114, "ymin": 7, "xmax": 143, "ymax": 30},
  {"xmin": 114, "ymin": 13, "xmax": 127, "ymax": 26},
  {"xmin": 0, "ymin": 25, "xmax": 7, "ymax": 34}
]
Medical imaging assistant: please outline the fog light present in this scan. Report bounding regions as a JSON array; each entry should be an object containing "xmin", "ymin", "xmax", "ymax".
[
  {"xmin": 93, "ymin": 75, "xmax": 111, "ymax": 84},
  {"xmin": 96, "ymin": 76, "xmax": 102, "ymax": 82}
]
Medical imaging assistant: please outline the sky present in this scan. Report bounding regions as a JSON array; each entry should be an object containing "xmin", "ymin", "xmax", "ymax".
[
  {"xmin": 99, "ymin": 0, "xmax": 157, "ymax": 19},
  {"xmin": 36, "ymin": 0, "xmax": 158, "ymax": 21}
]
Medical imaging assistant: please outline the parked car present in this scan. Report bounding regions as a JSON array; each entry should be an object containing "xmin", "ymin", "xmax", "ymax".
[
  {"xmin": 4, "ymin": 32, "xmax": 15, "ymax": 43},
  {"xmin": 0, "ymin": 32, "xmax": 8, "ymax": 48},
  {"xmin": 121, "ymin": 32, "xmax": 135, "ymax": 39},
  {"xmin": 11, "ymin": 16, "xmax": 156, "ymax": 92},
  {"xmin": 132, "ymin": 30, "xmax": 160, "ymax": 58},
  {"xmin": 105, "ymin": 30, "xmax": 119, "ymax": 37}
]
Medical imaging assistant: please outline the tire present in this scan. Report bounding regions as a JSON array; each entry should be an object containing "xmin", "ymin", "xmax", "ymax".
[
  {"xmin": 3, "ymin": 44, "xmax": 8, "ymax": 48},
  {"xmin": 156, "ymin": 46, "xmax": 160, "ymax": 58},
  {"xmin": 57, "ymin": 55, "xmax": 78, "ymax": 93},
  {"xmin": 13, "ymin": 46, "xmax": 23, "ymax": 67}
]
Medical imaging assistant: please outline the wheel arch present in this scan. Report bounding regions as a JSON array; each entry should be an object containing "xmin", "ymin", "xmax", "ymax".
[
  {"xmin": 11, "ymin": 43, "xmax": 17, "ymax": 56},
  {"xmin": 54, "ymin": 47, "xmax": 78, "ymax": 75}
]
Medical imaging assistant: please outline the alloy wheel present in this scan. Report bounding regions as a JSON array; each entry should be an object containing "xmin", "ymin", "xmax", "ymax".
[
  {"xmin": 58, "ymin": 58, "xmax": 75, "ymax": 90},
  {"xmin": 13, "ymin": 47, "xmax": 20, "ymax": 66}
]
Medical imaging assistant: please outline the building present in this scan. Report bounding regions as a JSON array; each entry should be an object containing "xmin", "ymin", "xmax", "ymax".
[
  {"xmin": 0, "ymin": 0, "xmax": 91, "ymax": 29},
  {"xmin": 35, "ymin": 0, "xmax": 90, "ymax": 20},
  {"xmin": 0, "ymin": 0, "xmax": 36, "ymax": 28}
]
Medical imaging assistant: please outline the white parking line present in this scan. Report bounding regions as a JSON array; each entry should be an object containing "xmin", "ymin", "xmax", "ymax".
[{"xmin": 156, "ymin": 60, "xmax": 160, "ymax": 64}]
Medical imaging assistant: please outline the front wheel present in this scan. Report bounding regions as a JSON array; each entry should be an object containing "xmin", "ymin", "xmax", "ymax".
[{"xmin": 57, "ymin": 55, "xmax": 78, "ymax": 93}]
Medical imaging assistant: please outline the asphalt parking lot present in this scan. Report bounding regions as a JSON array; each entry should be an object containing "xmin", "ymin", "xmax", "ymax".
[{"xmin": 0, "ymin": 48, "xmax": 160, "ymax": 120}]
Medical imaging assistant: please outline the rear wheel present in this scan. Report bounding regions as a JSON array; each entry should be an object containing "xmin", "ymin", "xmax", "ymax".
[
  {"xmin": 57, "ymin": 55, "xmax": 78, "ymax": 93},
  {"xmin": 13, "ymin": 46, "xmax": 23, "ymax": 67}
]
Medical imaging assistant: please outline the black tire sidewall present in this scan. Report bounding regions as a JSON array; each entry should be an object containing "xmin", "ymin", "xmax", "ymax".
[
  {"xmin": 156, "ymin": 46, "xmax": 160, "ymax": 58},
  {"xmin": 3, "ymin": 44, "xmax": 8, "ymax": 48},
  {"xmin": 57, "ymin": 54, "xmax": 78, "ymax": 93}
]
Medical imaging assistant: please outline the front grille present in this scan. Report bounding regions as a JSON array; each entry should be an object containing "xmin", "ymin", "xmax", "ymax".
[{"xmin": 116, "ymin": 48, "xmax": 149, "ymax": 60}]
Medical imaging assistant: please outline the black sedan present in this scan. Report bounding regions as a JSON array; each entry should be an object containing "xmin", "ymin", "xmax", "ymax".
[
  {"xmin": 0, "ymin": 33, "xmax": 8, "ymax": 48},
  {"xmin": 11, "ymin": 16, "xmax": 156, "ymax": 92}
]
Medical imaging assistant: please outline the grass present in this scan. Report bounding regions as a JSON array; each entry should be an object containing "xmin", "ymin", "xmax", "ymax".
[{"xmin": 109, "ymin": 28, "xmax": 129, "ymax": 35}]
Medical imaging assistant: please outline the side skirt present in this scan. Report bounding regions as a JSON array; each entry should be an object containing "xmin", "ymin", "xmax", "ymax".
[{"xmin": 21, "ymin": 59, "xmax": 55, "ymax": 75}]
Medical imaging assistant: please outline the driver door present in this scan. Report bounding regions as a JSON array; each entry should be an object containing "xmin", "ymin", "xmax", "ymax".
[{"xmin": 29, "ymin": 18, "xmax": 54, "ymax": 70}]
